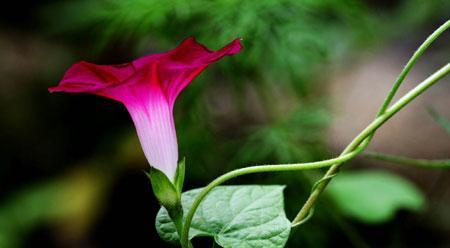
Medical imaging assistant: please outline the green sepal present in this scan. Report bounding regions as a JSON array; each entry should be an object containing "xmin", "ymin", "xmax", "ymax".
[
  {"xmin": 146, "ymin": 168, "xmax": 180, "ymax": 210},
  {"xmin": 174, "ymin": 158, "xmax": 185, "ymax": 194}
]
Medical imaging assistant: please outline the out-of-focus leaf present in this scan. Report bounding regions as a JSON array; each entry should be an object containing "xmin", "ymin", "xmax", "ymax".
[
  {"xmin": 41, "ymin": 0, "xmax": 379, "ymax": 88},
  {"xmin": 428, "ymin": 107, "xmax": 450, "ymax": 134},
  {"xmin": 327, "ymin": 171, "xmax": 425, "ymax": 224},
  {"xmin": 156, "ymin": 185, "xmax": 291, "ymax": 247},
  {"xmin": 393, "ymin": 0, "xmax": 450, "ymax": 32},
  {"xmin": 0, "ymin": 167, "xmax": 109, "ymax": 247},
  {"xmin": 236, "ymin": 105, "xmax": 331, "ymax": 164}
]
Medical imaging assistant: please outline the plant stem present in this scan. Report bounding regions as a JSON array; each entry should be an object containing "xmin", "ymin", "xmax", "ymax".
[
  {"xmin": 376, "ymin": 20, "xmax": 450, "ymax": 116},
  {"xmin": 179, "ymin": 146, "xmax": 365, "ymax": 247},
  {"xmin": 169, "ymin": 207, "xmax": 184, "ymax": 238},
  {"xmin": 359, "ymin": 19, "xmax": 450, "ymax": 146},
  {"xmin": 180, "ymin": 63, "xmax": 450, "ymax": 248},
  {"xmin": 363, "ymin": 152, "xmax": 450, "ymax": 168},
  {"xmin": 291, "ymin": 19, "xmax": 450, "ymax": 226},
  {"xmin": 180, "ymin": 20, "xmax": 450, "ymax": 247},
  {"xmin": 290, "ymin": 63, "xmax": 450, "ymax": 225},
  {"xmin": 168, "ymin": 205, "xmax": 194, "ymax": 248},
  {"xmin": 356, "ymin": 20, "xmax": 450, "ymax": 151}
]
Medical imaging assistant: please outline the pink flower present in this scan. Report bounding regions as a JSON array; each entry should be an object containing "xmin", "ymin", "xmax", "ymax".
[{"xmin": 49, "ymin": 37, "xmax": 242, "ymax": 180}]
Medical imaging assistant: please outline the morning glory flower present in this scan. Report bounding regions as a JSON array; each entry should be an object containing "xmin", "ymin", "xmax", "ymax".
[{"xmin": 49, "ymin": 37, "xmax": 242, "ymax": 180}]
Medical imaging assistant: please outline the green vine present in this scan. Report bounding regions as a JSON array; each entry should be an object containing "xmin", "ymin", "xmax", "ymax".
[
  {"xmin": 180, "ymin": 20, "xmax": 450, "ymax": 248},
  {"xmin": 363, "ymin": 152, "xmax": 450, "ymax": 168}
]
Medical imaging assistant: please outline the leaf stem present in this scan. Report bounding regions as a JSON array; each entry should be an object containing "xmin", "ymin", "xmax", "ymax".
[{"xmin": 363, "ymin": 152, "xmax": 450, "ymax": 168}]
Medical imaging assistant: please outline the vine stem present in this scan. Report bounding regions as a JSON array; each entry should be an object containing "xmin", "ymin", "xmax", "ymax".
[
  {"xmin": 291, "ymin": 19, "xmax": 450, "ymax": 225},
  {"xmin": 376, "ymin": 20, "xmax": 450, "ymax": 117},
  {"xmin": 179, "ymin": 147, "xmax": 365, "ymax": 247},
  {"xmin": 360, "ymin": 20, "xmax": 450, "ymax": 147},
  {"xmin": 346, "ymin": 20, "xmax": 450, "ymax": 157},
  {"xmin": 290, "ymin": 63, "xmax": 450, "ymax": 225},
  {"xmin": 180, "ymin": 63, "xmax": 450, "ymax": 247},
  {"xmin": 363, "ymin": 152, "xmax": 450, "ymax": 168},
  {"xmin": 179, "ymin": 20, "xmax": 450, "ymax": 247}
]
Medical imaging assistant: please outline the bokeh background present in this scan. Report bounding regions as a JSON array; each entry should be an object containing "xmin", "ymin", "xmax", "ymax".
[{"xmin": 0, "ymin": 0, "xmax": 449, "ymax": 247}]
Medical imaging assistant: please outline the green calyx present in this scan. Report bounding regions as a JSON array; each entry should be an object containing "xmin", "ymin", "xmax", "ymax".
[
  {"xmin": 174, "ymin": 158, "xmax": 186, "ymax": 194},
  {"xmin": 146, "ymin": 159, "xmax": 186, "ymax": 211},
  {"xmin": 147, "ymin": 159, "xmax": 187, "ymax": 245}
]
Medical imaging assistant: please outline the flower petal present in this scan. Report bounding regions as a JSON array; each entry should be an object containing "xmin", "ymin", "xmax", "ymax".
[
  {"xmin": 48, "ymin": 61, "xmax": 136, "ymax": 94},
  {"xmin": 134, "ymin": 37, "xmax": 243, "ymax": 107}
]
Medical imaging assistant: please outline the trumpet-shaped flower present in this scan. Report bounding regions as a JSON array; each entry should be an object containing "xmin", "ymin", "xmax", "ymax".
[{"xmin": 49, "ymin": 37, "xmax": 242, "ymax": 180}]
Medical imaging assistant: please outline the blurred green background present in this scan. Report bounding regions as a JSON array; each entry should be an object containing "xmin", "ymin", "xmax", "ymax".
[{"xmin": 0, "ymin": 0, "xmax": 449, "ymax": 247}]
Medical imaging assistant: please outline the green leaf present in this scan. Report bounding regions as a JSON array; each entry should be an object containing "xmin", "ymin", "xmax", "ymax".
[
  {"xmin": 427, "ymin": 106, "xmax": 450, "ymax": 134},
  {"xmin": 327, "ymin": 170, "xmax": 425, "ymax": 224},
  {"xmin": 156, "ymin": 185, "xmax": 291, "ymax": 248}
]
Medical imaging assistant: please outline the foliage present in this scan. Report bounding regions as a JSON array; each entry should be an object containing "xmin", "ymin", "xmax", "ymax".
[
  {"xmin": 392, "ymin": 0, "xmax": 450, "ymax": 31},
  {"xmin": 428, "ymin": 107, "xmax": 450, "ymax": 134},
  {"xmin": 43, "ymin": 0, "xmax": 378, "ymax": 84},
  {"xmin": 327, "ymin": 170, "xmax": 425, "ymax": 223},
  {"xmin": 0, "ymin": 168, "xmax": 108, "ymax": 248},
  {"xmin": 156, "ymin": 185, "xmax": 290, "ymax": 247},
  {"xmin": 236, "ymin": 105, "xmax": 331, "ymax": 164}
]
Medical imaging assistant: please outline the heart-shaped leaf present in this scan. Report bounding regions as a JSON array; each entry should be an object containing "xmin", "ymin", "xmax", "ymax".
[{"xmin": 156, "ymin": 185, "xmax": 291, "ymax": 248}]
